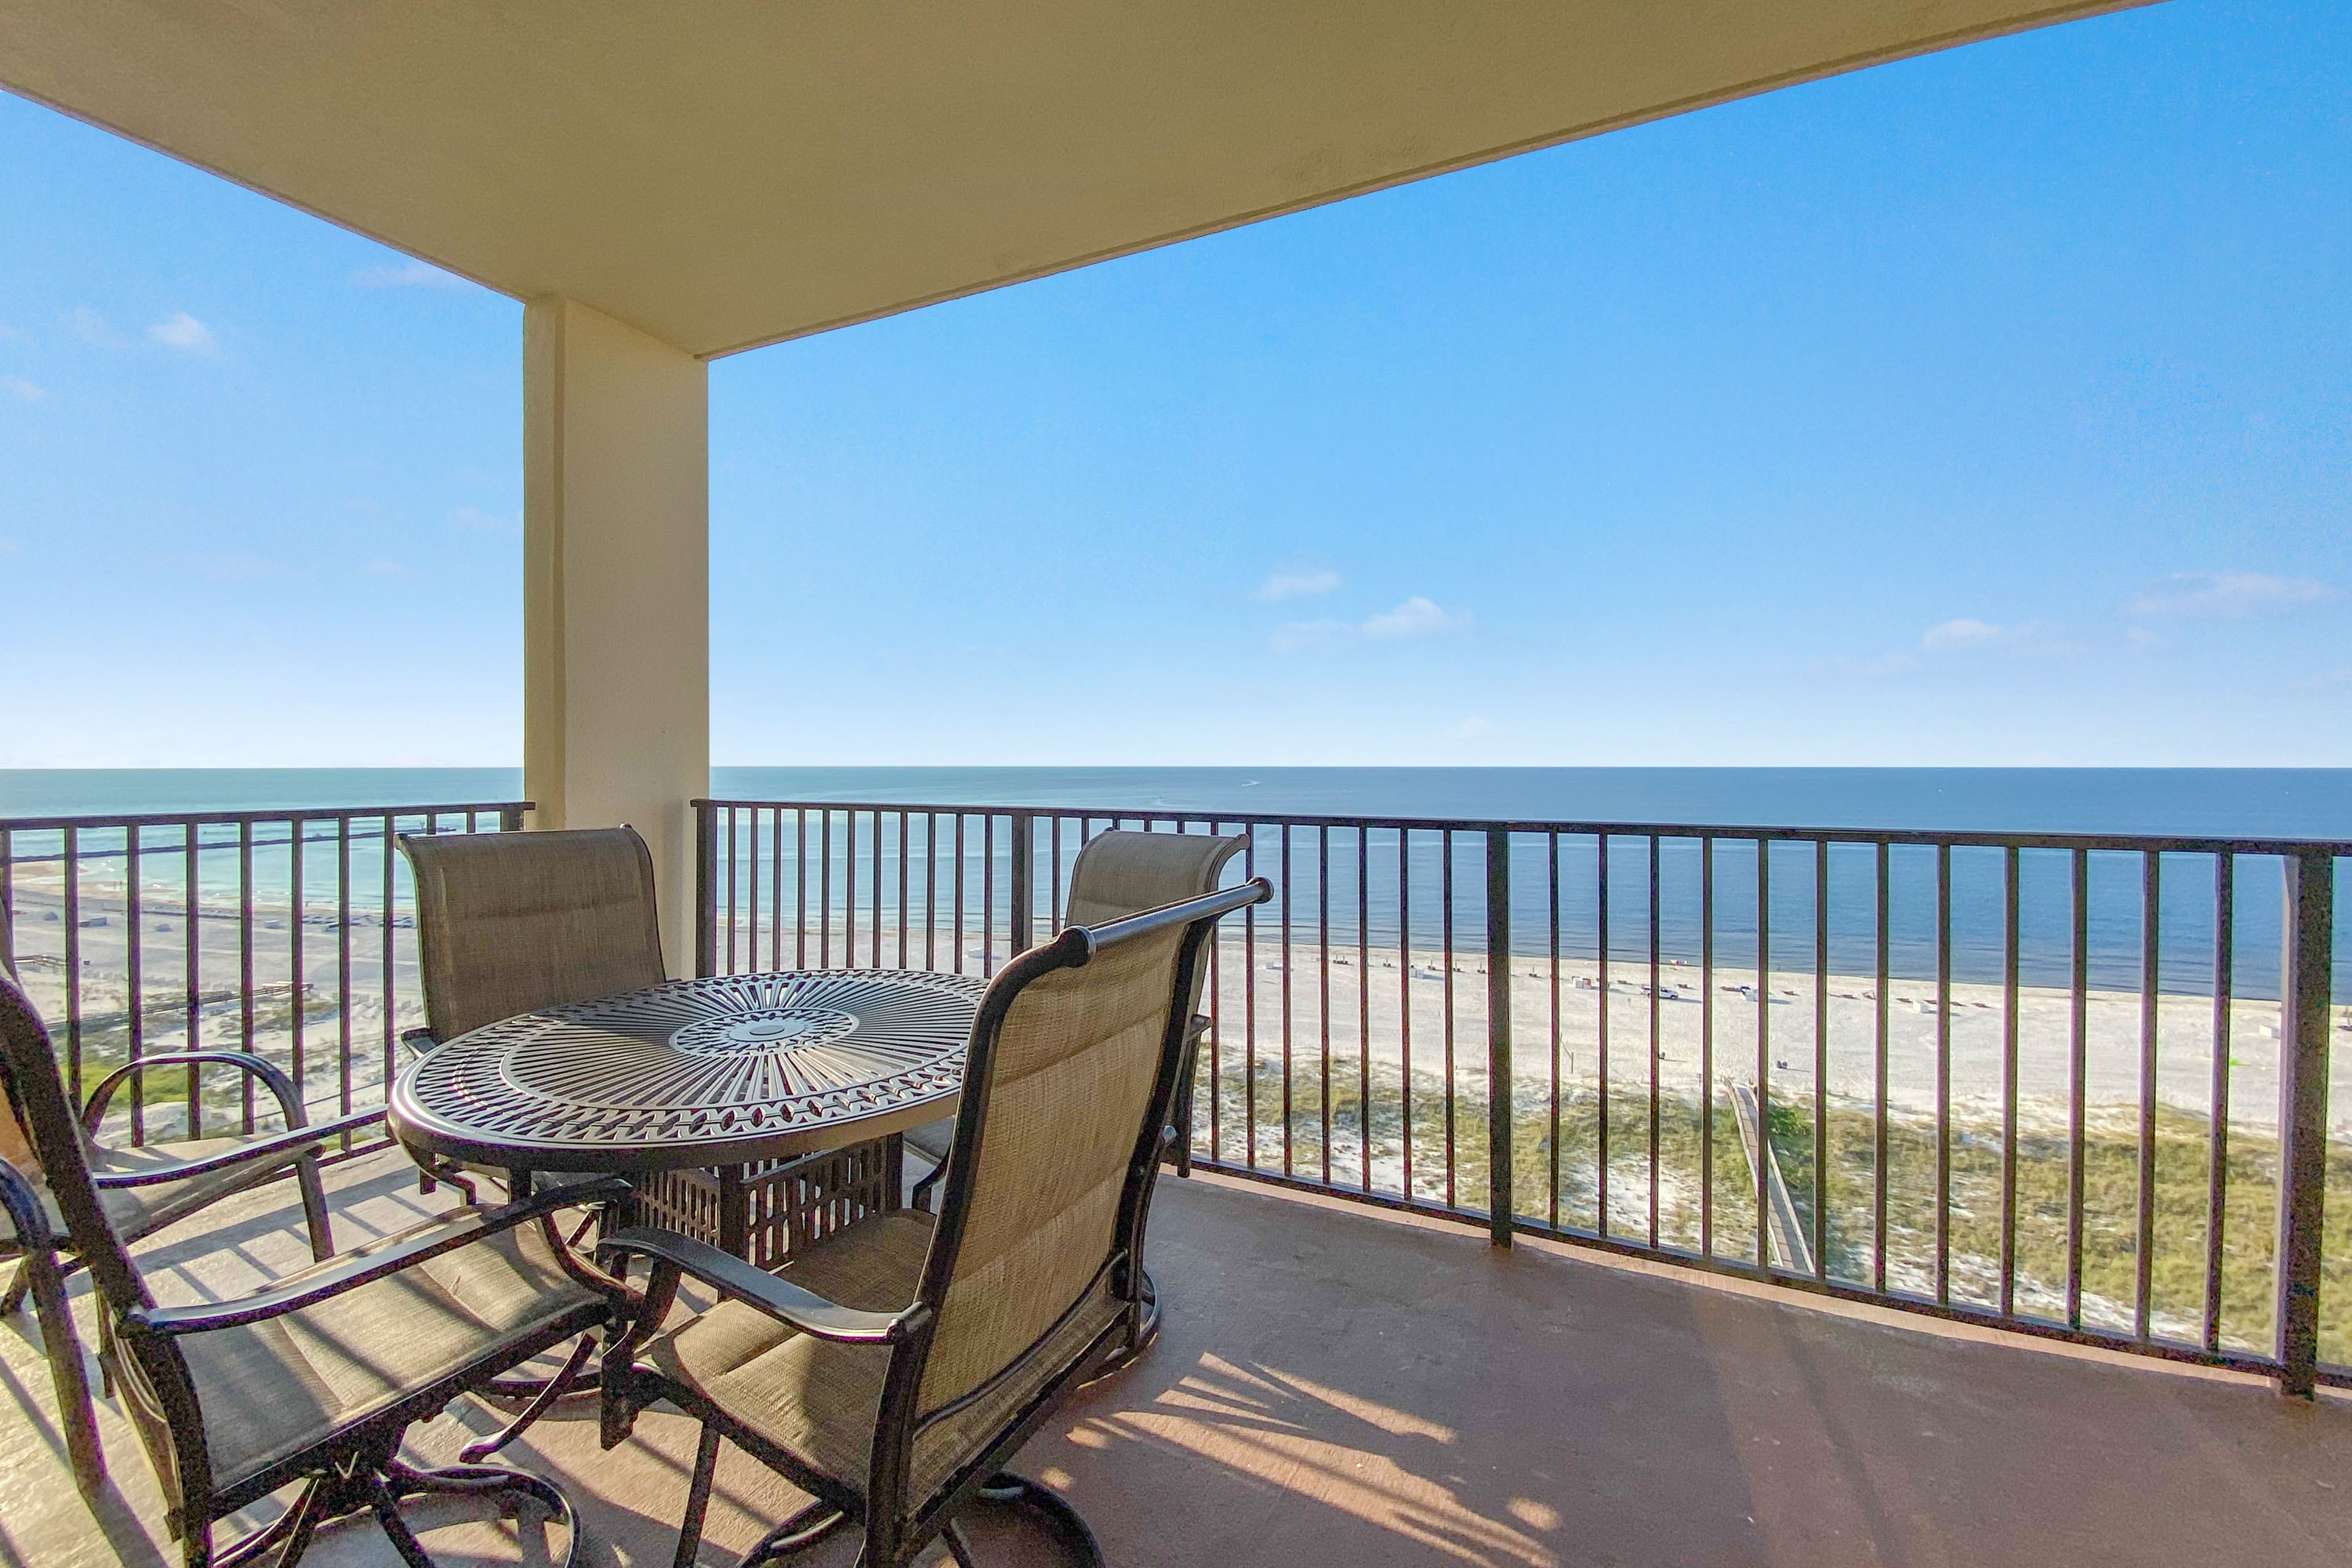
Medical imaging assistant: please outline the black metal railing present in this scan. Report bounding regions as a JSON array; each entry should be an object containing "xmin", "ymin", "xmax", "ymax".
[
  {"xmin": 696, "ymin": 797, "xmax": 2350, "ymax": 1395},
  {"xmin": 0, "ymin": 802, "xmax": 528, "ymax": 1153}
]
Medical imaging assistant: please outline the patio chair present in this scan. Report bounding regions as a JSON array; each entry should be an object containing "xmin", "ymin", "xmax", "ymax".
[
  {"xmin": 596, "ymin": 876, "xmax": 1269, "ymax": 1568},
  {"xmin": 905, "ymin": 828, "xmax": 1246, "ymax": 1200},
  {"xmin": 1, "ymin": 966, "xmax": 634, "ymax": 1568},
  {"xmin": 0, "ymin": 909, "xmax": 378, "ymax": 1495},
  {"xmin": 395, "ymin": 822, "xmax": 669, "ymax": 1458}
]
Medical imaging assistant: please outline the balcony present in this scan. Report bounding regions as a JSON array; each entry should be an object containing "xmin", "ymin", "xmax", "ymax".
[
  {"xmin": 2, "ymin": 792, "xmax": 2348, "ymax": 1565},
  {"xmin": 8, "ymin": 1138, "xmax": 2352, "ymax": 1567}
]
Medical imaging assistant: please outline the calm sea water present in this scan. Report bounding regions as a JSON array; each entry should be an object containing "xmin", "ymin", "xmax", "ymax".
[
  {"xmin": 4, "ymin": 768, "xmax": 2347, "ymax": 996},
  {"xmin": 4, "ymin": 765, "xmax": 2350, "ymax": 837}
]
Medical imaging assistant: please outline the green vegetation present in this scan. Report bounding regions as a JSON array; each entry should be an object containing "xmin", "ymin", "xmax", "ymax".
[{"xmin": 1202, "ymin": 1059, "xmax": 2352, "ymax": 1367}]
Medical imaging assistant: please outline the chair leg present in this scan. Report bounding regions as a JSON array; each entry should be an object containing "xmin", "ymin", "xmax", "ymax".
[
  {"xmin": 672, "ymin": 1421, "xmax": 721, "ymax": 1568},
  {"xmin": 459, "ymin": 1331, "xmax": 597, "ymax": 1463},
  {"xmin": 381, "ymin": 1454, "xmax": 583, "ymax": 1568},
  {"xmin": 964, "ymin": 1474, "xmax": 1105, "ymax": 1567},
  {"xmin": 0, "ymin": 1257, "xmax": 29, "ymax": 1315},
  {"xmin": 21, "ymin": 1247, "xmax": 106, "ymax": 1496},
  {"xmin": 739, "ymin": 1497, "xmax": 849, "ymax": 1568},
  {"xmin": 293, "ymin": 1153, "xmax": 335, "ymax": 1262}
]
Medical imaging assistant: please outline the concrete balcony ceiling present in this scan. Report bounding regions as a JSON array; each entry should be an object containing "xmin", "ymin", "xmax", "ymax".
[{"xmin": 1, "ymin": 0, "xmax": 2140, "ymax": 358}]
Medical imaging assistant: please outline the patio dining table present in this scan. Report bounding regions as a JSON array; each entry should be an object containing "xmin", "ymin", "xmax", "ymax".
[{"xmin": 387, "ymin": 967, "xmax": 985, "ymax": 1258}]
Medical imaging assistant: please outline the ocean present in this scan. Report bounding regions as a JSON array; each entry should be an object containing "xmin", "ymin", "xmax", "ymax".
[{"xmin": 4, "ymin": 767, "xmax": 2348, "ymax": 997}]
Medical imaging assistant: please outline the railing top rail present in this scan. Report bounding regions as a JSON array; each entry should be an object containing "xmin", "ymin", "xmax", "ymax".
[
  {"xmin": 0, "ymin": 801, "xmax": 532, "ymax": 833},
  {"xmin": 695, "ymin": 797, "xmax": 2352, "ymax": 859}
]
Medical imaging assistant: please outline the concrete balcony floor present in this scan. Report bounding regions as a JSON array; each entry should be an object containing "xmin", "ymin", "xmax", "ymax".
[{"xmin": 5, "ymin": 1148, "xmax": 2350, "ymax": 1568}]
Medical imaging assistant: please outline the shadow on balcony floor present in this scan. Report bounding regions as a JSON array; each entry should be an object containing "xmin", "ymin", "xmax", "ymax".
[{"xmin": 5, "ymin": 1149, "xmax": 2350, "ymax": 1566}]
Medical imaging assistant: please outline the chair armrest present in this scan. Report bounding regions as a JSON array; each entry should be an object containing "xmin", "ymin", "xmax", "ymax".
[
  {"xmin": 83, "ymin": 1050, "xmax": 308, "ymax": 1134},
  {"xmin": 89, "ymin": 1108, "xmax": 385, "ymax": 1189},
  {"xmin": 401, "ymin": 1027, "xmax": 441, "ymax": 1058},
  {"xmin": 0, "ymin": 1155, "xmax": 53, "ymax": 1255},
  {"xmin": 597, "ymin": 1226, "xmax": 918, "ymax": 1345},
  {"xmin": 123, "ymin": 1176, "xmax": 632, "ymax": 1336}
]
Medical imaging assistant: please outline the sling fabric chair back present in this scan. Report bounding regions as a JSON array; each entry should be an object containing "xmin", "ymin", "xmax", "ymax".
[
  {"xmin": 906, "ymin": 828, "xmax": 1243, "ymax": 1189},
  {"xmin": 400, "ymin": 824, "xmax": 666, "ymax": 1048},
  {"xmin": 883, "ymin": 880, "xmax": 1265, "ymax": 1556},
  {"xmin": 1060, "ymin": 828, "xmax": 1245, "ymax": 1018}
]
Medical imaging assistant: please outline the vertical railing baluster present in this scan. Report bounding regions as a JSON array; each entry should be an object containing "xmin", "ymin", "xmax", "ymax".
[
  {"xmin": 1874, "ymin": 840, "xmax": 1889, "ymax": 1294},
  {"xmin": 1700, "ymin": 834, "xmax": 1715, "ymax": 1258},
  {"xmin": 897, "ymin": 812, "xmax": 909, "ymax": 968},
  {"xmin": 1319, "ymin": 825, "xmax": 1332, "ymax": 1188},
  {"xmin": 1443, "ymin": 833, "xmax": 1457, "ymax": 1208},
  {"xmin": 289, "ymin": 818, "xmax": 305, "ymax": 1138},
  {"xmin": 1813, "ymin": 839, "xmax": 1829, "ymax": 1283},
  {"xmin": 1758, "ymin": 838, "xmax": 1773, "ymax": 1272},
  {"xmin": 1548, "ymin": 831, "xmax": 1561, "ymax": 1233},
  {"xmin": 951, "ymin": 814, "xmax": 964, "ymax": 976},
  {"xmin": 2136, "ymin": 851, "xmax": 2161, "ymax": 1341},
  {"xmin": 2204, "ymin": 852, "xmax": 2233, "ymax": 1354},
  {"xmin": 336, "ymin": 816, "xmax": 353, "ymax": 1127},
  {"xmin": 381, "ymin": 813, "xmax": 397, "ymax": 1106},
  {"xmin": 695, "ymin": 802, "xmax": 718, "ymax": 978},
  {"xmin": 1359, "ymin": 828, "xmax": 1371, "ymax": 1193},
  {"xmin": 870, "ymin": 808, "xmax": 884, "ymax": 967},
  {"xmin": 2002, "ymin": 845, "xmax": 2020, "ymax": 1317},
  {"xmin": 127, "ymin": 824, "xmax": 145, "ymax": 1143},
  {"xmin": 239, "ymin": 820, "xmax": 256, "ymax": 1134},
  {"xmin": 1281, "ymin": 825, "xmax": 1294, "ymax": 1178},
  {"xmin": 64, "ymin": 825, "xmax": 83, "ymax": 1103},
  {"xmin": 1244, "ymin": 826, "xmax": 1258, "ymax": 1171},
  {"xmin": 2274, "ymin": 851, "xmax": 2332, "ymax": 1398},
  {"xmin": 1648, "ymin": 836, "xmax": 1661, "ymax": 1250},
  {"xmin": 183, "ymin": 823, "xmax": 201, "ymax": 1137},
  {"xmin": 1007, "ymin": 811, "xmax": 1033, "ymax": 961},
  {"xmin": 1935, "ymin": 841, "xmax": 1951, "ymax": 1303},
  {"xmin": 1399, "ymin": 828, "xmax": 1414, "ymax": 1202},
  {"xmin": 2068, "ymin": 848, "xmax": 2089, "ymax": 1328},
  {"xmin": 1597, "ymin": 832, "xmax": 1612, "ymax": 1237},
  {"xmin": 1486, "ymin": 827, "xmax": 1512, "ymax": 1246}
]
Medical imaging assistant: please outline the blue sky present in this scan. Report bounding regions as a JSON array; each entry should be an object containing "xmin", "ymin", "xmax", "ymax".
[{"xmin": 2, "ymin": 1, "xmax": 2347, "ymax": 768}]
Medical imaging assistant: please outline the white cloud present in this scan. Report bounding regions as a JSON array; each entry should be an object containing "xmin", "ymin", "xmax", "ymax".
[
  {"xmin": 2, "ymin": 376, "xmax": 49, "ymax": 402},
  {"xmin": 448, "ymin": 505, "xmax": 518, "ymax": 532},
  {"xmin": 66, "ymin": 307, "xmax": 127, "ymax": 349},
  {"xmin": 367, "ymin": 559, "xmax": 420, "ymax": 579},
  {"xmin": 1363, "ymin": 596, "xmax": 1469, "ymax": 641},
  {"xmin": 2129, "ymin": 572, "xmax": 2336, "ymax": 620},
  {"xmin": 1272, "ymin": 595, "xmax": 1470, "ymax": 654},
  {"xmin": 1253, "ymin": 566, "xmax": 1341, "ymax": 602},
  {"xmin": 147, "ymin": 312, "xmax": 218, "ymax": 354},
  {"xmin": 1919, "ymin": 618, "xmax": 2007, "ymax": 652},
  {"xmin": 351, "ymin": 259, "xmax": 470, "ymax": 291}
]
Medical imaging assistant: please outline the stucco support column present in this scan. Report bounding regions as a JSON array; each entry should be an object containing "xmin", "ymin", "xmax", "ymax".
[{"xmin": 524, "ymin": 296, "xmax": 709, "ymax": 978}]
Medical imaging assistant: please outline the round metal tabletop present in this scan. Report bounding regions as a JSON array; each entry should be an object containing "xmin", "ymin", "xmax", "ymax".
[{"xmin": 389, "ymin": 968, "xmax": 986, "ymax": 1174}]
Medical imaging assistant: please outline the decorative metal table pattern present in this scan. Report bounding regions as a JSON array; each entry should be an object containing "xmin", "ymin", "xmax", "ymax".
[{"xmin": 389, "ymin": 968, "xmax": 985, "ymax": 1265}]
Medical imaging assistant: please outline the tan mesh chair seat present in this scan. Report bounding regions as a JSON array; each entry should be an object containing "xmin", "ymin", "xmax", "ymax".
[
  {"xmin": 172, "ymin": 1214, "xmax": 604, "ymax": 1491},
  {"xmin": 643, "ymin": 1210, "xmax": 1125, "ymax": 1506}
]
